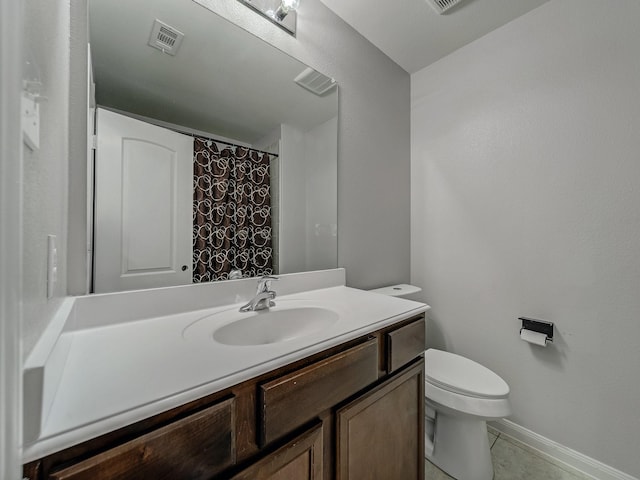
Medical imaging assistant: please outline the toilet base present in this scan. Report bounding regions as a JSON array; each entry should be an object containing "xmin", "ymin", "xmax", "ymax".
[{"xmin": 426, "ymin": 411, "xmax": 494, "ymax": 480}]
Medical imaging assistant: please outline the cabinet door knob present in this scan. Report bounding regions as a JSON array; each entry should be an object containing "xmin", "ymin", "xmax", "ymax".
[{"xmin": 181, "ymin": 265, "xmax": 188, "ymax": 271}]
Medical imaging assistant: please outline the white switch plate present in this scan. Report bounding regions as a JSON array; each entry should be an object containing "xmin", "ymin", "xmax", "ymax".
[
  {"xmin": 22, "ymin": 92, "xmax": 40, "ymax": 151},
  {"xmin": 47, "ymin": 235, "xmax": 57, "ymax": 299}
]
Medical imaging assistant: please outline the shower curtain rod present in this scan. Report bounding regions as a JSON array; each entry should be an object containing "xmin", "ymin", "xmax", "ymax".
[
  {"xmin": 99, "ymin": 106, "xmax": 278, "ymax": 157},
  {"xmin": 171, "ymin": 128, "xmax": 280, "ymax": 157}
]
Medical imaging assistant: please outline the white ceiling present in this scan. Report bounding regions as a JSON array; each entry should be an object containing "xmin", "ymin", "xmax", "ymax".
[{"xmin": 318, "ymin": 0, "xmax": 550, "ymax": 73}]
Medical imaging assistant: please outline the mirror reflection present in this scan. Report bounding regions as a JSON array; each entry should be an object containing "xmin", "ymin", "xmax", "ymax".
[{"xmin": 88, "ymin": 0, "xmax": 338, "ymax": 293}]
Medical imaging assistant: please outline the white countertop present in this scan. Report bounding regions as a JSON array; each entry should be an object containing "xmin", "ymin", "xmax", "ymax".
[{"xmin": 23, "ymin": 277, "xmax": 428, "ymax": 462}]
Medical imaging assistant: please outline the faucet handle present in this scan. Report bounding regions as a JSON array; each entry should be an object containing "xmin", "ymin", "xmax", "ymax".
[
  {"xmin": 257, "ymin": 275, "xmax": 278, "ymax": 293},
  {"xmin": 229, "ymin": 268, "xmax": 243, "ymax": 280}
]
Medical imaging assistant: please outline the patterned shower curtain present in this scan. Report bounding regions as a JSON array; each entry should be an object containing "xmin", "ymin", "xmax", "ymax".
[{"xmin": 193, "ymin": 138, "xmax": 275, "ymax": 282}]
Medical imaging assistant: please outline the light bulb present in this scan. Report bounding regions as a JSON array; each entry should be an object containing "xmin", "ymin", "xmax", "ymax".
[
  {"xmin": 274, "ymin": 0, "xmax": 299, "ymax": 20},
  {"xmin": 281, "ymin": 0, "xmax": 300, "ymax": 10}
]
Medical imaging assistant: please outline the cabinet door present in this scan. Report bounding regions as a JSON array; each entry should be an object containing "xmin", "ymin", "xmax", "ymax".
[
  {"xmin": 336, "ymin": 361, "xmax": 424, "ymax": 480},
  {"xmin": 230, "ymin": 423, "xmax": 323, "ymax": 480}
]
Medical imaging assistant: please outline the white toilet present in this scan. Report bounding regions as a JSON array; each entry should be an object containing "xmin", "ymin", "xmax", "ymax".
[
  {"xmin": 370, "ymin": 284, "xmax": 511, "ymax": 480},
  {"xmin": 424, "ymin": 348, "xmax": 511, "ymax": 480}
]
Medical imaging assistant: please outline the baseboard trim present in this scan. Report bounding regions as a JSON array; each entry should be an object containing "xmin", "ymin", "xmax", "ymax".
[{"xmin": 489, "ymin": 419, "xmax": 638, "ymax": 480}]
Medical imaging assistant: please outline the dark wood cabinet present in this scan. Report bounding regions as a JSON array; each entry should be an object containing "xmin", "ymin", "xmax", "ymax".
[
  {"xmin": 259, "ymin": 337, "xmax": 379, "ymax": 446},
  {"xmin": 48, "ymin": 398, "xmax": 235, "ymax": 480},
  {"xmin": 25, "ymin": 315, "xmax": 425, "ymax": 480},
  {"xmin": 229, "ymin": 423, "xmax": 323, "ymax": 480},
  {"xmin": 336, "ymin": 360, "xmax": 424, "ymax": 480},
  {"xmin": 386, "ymin": 318, "xmax": 426, "ymax": 373}
]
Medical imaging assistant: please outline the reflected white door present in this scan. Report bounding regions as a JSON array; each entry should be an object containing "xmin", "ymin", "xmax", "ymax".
[{"xmin": 94, "ymin": 108, "xmax": 193, "ymax": 293}]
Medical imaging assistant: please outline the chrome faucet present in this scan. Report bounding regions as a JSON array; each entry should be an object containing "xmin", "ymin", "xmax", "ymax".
[{"xmin": 239, "ymin": 276, "xmax": 278, "ymax": 312}]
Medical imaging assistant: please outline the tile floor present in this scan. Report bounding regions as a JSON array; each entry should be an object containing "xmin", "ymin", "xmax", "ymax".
[{"xmin": 425, "ymin": 428, "xmax": 594, "ymax": 480}]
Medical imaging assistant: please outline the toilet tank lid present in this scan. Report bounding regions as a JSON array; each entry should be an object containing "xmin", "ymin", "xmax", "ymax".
[
  {"xmin": 369, "ymin": 284, "xmax": 421, "ymax": 297},
  {"xmin": 425, "ymin": 349, "xmax": 510, "ymax": 399}
]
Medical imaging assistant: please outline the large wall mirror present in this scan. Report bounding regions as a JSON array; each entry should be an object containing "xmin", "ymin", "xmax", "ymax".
[{"xmin": 88, "ymin": 0, "xmax": 338, "ymax": 293}]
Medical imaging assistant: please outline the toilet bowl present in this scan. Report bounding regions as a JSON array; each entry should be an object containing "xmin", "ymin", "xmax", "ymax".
[{"xmin": 425, "ymin": 349, "xmax": 511, "ymax": 480}]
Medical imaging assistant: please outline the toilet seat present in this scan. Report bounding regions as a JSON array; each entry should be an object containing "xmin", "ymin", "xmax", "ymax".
[
  {"xmin": 426, "ymin": 380, "xmax": 512, "ymax": 419},
  {"xmin": 425, "ymin": 349, "xmax": 509, "ymax": 399}
]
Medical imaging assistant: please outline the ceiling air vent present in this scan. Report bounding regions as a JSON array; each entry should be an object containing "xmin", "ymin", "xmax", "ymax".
[
  {"xmin": 294, "ymin": 68, "xmax": 337, "ymax": 96},
  {"xmin": 425, "ymin": 0, "xmax": 465, "ymax": 14},
  {"xmin": 148, "ymin": 19, "xmax": 184, "ymax": 56}
]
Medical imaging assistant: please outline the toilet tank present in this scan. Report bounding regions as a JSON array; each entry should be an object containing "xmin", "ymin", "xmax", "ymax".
[{"xmin": 369, "ymin": 283, "xmax": 422, "ymax": 301}]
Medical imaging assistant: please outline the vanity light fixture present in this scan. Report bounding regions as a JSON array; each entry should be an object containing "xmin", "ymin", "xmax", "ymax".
[
  {"xmin": 274, "ymin": 0, "xmax": 300, "ymax": 21},
  {"xmin": 237, "ymin": 0, "xmax": 300, "ymax": 36}
]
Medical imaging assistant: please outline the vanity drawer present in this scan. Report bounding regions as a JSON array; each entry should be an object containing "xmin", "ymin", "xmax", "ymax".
[
  {"xmin": 259, "ymin": 338, "xmax": 379, "ymax": 446},
  {"xmin": 386, "ymin": 317, "xmax": 425, "ymax": 373},
  {"xmin": 48, "ymin": 397, "xmax": 235, "ymax": 480}
]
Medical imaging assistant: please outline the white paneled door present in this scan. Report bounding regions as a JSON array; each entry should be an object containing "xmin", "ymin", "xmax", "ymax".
[{"xmin": 94, "ymin": 109, "xmax": 193, "ymax": 293}]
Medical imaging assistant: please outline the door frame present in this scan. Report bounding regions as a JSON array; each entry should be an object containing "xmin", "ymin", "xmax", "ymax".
[
  {"xmin": 86, "ymin": 44, "xmax": 96, "ymax": 293},
  {"xmin": 0, "ymin": 0, "xmax": 24, "ymax": 477}
]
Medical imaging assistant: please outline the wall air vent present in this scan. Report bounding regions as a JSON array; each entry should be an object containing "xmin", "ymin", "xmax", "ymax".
[
  {"xmin": 294, "ymin": 68, "xmax": 337, "ymax": 96},
  {"xmin": 425, "ymin": 0, "xmax": 465, "ymax": 14},
  {"xmin": 148, "ymin": 19, "xmax": 184, "ymax": 56}
]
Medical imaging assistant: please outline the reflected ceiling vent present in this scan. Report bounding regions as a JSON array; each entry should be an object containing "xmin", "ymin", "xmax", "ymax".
[
  {"xmin": 425, "ymin": 0, "xmax": 465, "ymax": 14},
  {"xmin": 294, "ymin": 68, "xmax": 337, "ymax": 96},
  {"xmin": 148, "ymin": 19, "xmax": 184, "ymax": 55}
]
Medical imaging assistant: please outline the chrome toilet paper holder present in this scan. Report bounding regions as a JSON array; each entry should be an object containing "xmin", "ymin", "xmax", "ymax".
[{"xmin": 519, "ymin": 317, "xmax": 554, "ymax": 343}]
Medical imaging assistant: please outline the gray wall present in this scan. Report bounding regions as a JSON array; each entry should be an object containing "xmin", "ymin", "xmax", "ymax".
[
  {"xmin": 22, "ymin": 0, "xmax": 72, "ymax": 357},
  {"xmin": 411, "ymin": 0, "xmax": 640, "ymax": 476},
  {"xmin": 25, "ymin": 0, "xmax": 411, "ymax": 356}
]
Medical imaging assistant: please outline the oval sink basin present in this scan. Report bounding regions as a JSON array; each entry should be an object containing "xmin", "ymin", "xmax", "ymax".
[
  {"xmin": 183, "ymin": 304, "xmax": 340, "ymax": 346},
  {"xmin": 214, "ymin": 307, "xmax": 339, "ymax": 346}
]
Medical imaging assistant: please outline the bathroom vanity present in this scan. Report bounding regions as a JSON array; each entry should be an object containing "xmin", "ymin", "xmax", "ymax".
[{"xmin": 22, "ymin": 271, "xmax": 428, "ymax": 479}]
